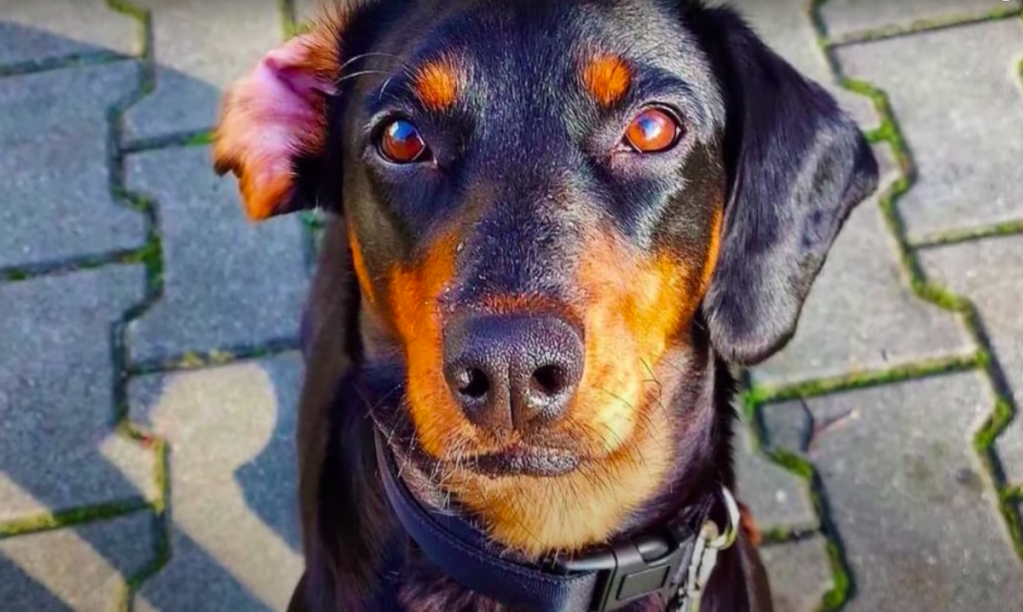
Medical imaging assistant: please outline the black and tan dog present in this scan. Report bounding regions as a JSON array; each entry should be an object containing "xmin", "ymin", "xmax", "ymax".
[{"xmin": 212, "ymin": 1, "xmax": 878, "ymax": 610}]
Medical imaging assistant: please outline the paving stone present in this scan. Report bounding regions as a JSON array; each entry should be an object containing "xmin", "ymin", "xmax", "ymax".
[
  {"xmin": 0, "ymin": 0, "xmax": 138, "ymax": 67},
  {"xmin": 734, "ymin": 425, "xmax": 818, "ymax": 533},
  {"xmin": 293, "ymin": 0, "xmax": 323, "ymax": 27},
  {"xmin": 122, "ymin": 0, "xmax": 284, "ymax": 143},
  {"xmin": 0, "ymin": 62, "xmax": 146, "ymax": 269},
  {"xmin": 0, "ymin": 267, "xmax": 156, "ymax": 519},
  {"xmin": 0, "ymin": 512, "xmax": 156, "ymax": 612},
  {"xmin": 727, "ymin": 0, "xmax": 878, "ymax": 131},
  {"xmin": 834, "ymin": 20, "xmax": 1023, "ymax": 242},
  {"xmin": 762, "ymin": 402, "xmax": 816, "ymax": 455},
  {"xmin": 802, "ymin": 373, "xmax": 1023, "ymax": 611},
  {"xmin": 919, "ymin": 235, "xmax": 1023, "ymax": 486},
  {"xmin": 822, "ymin": 0, "xmax": 1021, "ymax": 42},
  {"xmin": 759, "ymin": 536, "xmax": 834, "ymax": 612},
  {"xmin": 128, "ymin": 355, "xmax": 303, "ymax": 612},
  {"xmin": 754, "ymin": 144, "xmax": 970, "ymax": 386},
  {"xmin": 293, "ymin": 0, "xmax": 370, "ymax": 26},
  {"xmin": 124, "ymin": 146, "xmax": 308, "ymax": 363},
  {"xmin": 1000, "ymin": 419, "xmax": 1023, "ymax": 487}
]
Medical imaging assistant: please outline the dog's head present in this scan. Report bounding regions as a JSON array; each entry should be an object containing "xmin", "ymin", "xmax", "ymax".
[{"xmin": 214, "ymin": 0, "xmax": 876, "ymax": 561}]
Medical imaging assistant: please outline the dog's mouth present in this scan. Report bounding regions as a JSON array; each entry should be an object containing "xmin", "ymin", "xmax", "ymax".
[{"xmin": 461, "ymin": 443, "xmax": 584, "ymax": 478}]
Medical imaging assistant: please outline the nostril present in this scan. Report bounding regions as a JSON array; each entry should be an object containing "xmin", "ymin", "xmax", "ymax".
[
  {"xmin": 457, "ymin": 367, "xmax": 490, "ymax": 400},
  {"xmin": 530, "ymin": 364, "xmax": 568, "ymax": 397}
]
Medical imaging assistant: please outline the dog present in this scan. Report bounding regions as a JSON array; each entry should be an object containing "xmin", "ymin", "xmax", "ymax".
[{"xmin": 212, "ymin": 0, "xmax": 878, "ymax": 610}]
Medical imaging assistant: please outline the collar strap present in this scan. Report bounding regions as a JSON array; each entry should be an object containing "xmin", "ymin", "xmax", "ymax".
[{"xmin": 375, "ymin": 433, "xmax": 740, "ymax": 612}]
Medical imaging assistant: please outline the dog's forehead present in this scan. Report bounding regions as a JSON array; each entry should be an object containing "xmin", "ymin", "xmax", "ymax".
[
  {"xmin": 361, "ymin": 0, "xmax": 722, "ymax": 125},
  {"xmin": 419, "ymin": 0, "xmax": 701, "ymax": 63}
]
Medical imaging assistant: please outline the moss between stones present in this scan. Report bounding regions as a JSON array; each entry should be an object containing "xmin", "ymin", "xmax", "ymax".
[
  {"xmin": 0, "ymin": 246, "xmax": 161, "ymax": 284},
  {"xmin": 123, "ymin": 129, "xmax": 216, "ymax": 153},
  {"xmin": 280, "ymin": 0, "xmax": 300, "ymax": 39},
  {"xmin": 915, "ymin": 219, "xmax": 1023, "ymax": 248},
  {"xmin": 758, "ymin": 525, "xmax": 821, "ymax": 547},
  {"xmin": 826, "ymin": 4, "xmax": 1021, "ymax": 47},
  {"xmin": 127, "ymin": 340, "xmax": 300, "ymax": 376},
  {"xmin": 2, "ymin": 269, "xmax": 30, "ymax": 281},
  {"xmin": 749, "ymin": 352, "xmax": 981, "ymax": 408},
  {"xmin": 0, "ymin": 52, "xmax": 131, "ymax": 79},
  {"xmin": 0, "ymin": 498, "xmax": 151, "ymax": 540}
]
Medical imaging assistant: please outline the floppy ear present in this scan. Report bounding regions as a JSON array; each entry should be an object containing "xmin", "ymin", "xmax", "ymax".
[
  {"xmin": 689, "ymin": 6, "xmax": 879, "ymax": 366},
  {"xmin": 212, "ymin": 12, "xmax": 345, "ymax": 220}
]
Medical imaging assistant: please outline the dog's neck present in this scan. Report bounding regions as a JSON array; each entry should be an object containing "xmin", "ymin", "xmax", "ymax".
[{"xmin": 381, "ymin": 341, "xmax": 747, "ymax": 612}]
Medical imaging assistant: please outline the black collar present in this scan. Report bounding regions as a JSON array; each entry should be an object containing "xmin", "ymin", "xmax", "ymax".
[{"xmin": 375, "ymin": 432, "xmax": 739, "ymax": 612}]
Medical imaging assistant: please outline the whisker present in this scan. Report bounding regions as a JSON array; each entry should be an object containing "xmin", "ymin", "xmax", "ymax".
[
  {"xmin": 336, "ymin": 69, "xmax": 392, "ymax": 86},
  {"xmin": 338, "ymin": 51, "xmax": 403, "ymax": 73}
]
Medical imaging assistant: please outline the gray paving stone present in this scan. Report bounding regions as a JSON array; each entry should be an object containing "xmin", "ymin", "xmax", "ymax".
[
  {"xmin": 0, "ymin": 267, "xmax": 156, "ymax": 520},
  {"xmin": 0, "ymin": 512, "xmax": 156, "ymax": 612},
  {"xmin": 735, "ymin": 425, "xmax": 818, "ymax": 533},
  {"xmin": 728, "ymin": 0, "xmax": 879, "ymax": 131},
  {"xmin": 919, "ymin": 235, "xmax": 1023, "ymax": 486},
  {"xmin": 293, "ymin": 0, "xmax": 367, "ymax": 27},
  {"xmin": 128, "ymin": 355, "xmax": 304, "ymax": 612},
  {"xmin": 754, "ymin": 144, "xmax": 971, "ymax": 386},
  {"xmin": 0, "ymin": 0, "xmax": 138, "ymax": 67},
  {"xmin": 122, "ymin": 0, "xmax": 284, "ymax": 143},
  {"xmin": 0, "ymin": 62, "xmax": 146, "ymax": 269},
  {"xmin": 293, "ymin": 0, "xmax": 323, "ymax": 27},
  {"xmin": 760, "ymin": 401, "xmax": 813, "ymax": 454},
  {"xmin": 822, "ymin": 0, "xmax": 1021, "ymax": 42},
  {"xmin": 835, "ymin": 20, "xmax": 1023, "ymax": 242},
  {"xmin": 124, "ymin": 146, "xmax": 308, "ymax": 363},
  {"xmin": 759, "ymin": 536, "xmax": 834, "ymax": 612},
  {"xmin": 803, "ymin": 373, "xmax": 1023, "ymax": 611},
  {"xmin": 1000, "ymin": 418, "xmax": 1023, "ymax": 487}
]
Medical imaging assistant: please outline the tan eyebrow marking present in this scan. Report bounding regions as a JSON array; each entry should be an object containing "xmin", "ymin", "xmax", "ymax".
[
  {"xmin": 413, "ymin": 55, "xmax": 463, "ymax": 111},
  {"xmin": 582, "ymin": 53, "xmax": 632, "ymax": 106}
]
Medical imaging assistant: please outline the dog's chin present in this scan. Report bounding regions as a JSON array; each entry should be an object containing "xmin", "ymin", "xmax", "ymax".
[{"xmin": 463, "ymin": 444, "xmax": 583, "ymax": 478}]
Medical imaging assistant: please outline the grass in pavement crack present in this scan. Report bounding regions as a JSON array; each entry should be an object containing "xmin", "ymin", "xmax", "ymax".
[
  {"xmin": 0, "ymin": 52, "xmax": 131, "ymax": 79},
  {"xmin": 104, "ymin": 2, "xmax": 174, "ymax": 610},
  {"xmin": 0, "ymin": 498, "xmax": 151, "ymax": 540}
]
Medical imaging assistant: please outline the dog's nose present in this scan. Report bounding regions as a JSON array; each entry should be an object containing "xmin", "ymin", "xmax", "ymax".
[{"xmin": 443, "ymin": 314, "xmax": 584, "ymax": 433}]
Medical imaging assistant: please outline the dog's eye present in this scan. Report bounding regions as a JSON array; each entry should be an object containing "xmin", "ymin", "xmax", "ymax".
[
  {"xmin": 623, "ymin": 108, "xmax": 681, "ymax": 153},
  {"xmin": 379, "ymin": 119, "xmax": 428, "ymax": 163}
]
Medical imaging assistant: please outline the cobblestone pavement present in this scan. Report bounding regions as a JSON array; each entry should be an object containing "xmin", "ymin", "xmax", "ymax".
[{"xmin": 1, "ymin": 1, "xmax": 1021, "ymax": 611}]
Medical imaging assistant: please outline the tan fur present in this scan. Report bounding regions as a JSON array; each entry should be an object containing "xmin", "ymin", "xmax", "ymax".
[
  {"xmin": 413, "ymin": 55, "xmax": 464, "ymax": 111},
  {"xmin": 381, "ymin": 220, "xmax": 722, "ymax": 555},
  {"xmin": 581, "ymin": 53, "xmax": 632, "ymax": 106}
]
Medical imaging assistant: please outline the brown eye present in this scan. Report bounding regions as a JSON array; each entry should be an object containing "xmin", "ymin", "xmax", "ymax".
[
  {"xmin": 380, "ymin": 119, "xmax": 428, "ymax": 163},
  {"xmin": 624, "ymin": 108, "xmax": 681, "ymax": 153}
]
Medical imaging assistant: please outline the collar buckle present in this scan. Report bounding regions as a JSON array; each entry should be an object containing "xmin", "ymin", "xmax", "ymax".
[{"xmin": 551, "ymin": 527, "xmax": 697, "ymax": 612}]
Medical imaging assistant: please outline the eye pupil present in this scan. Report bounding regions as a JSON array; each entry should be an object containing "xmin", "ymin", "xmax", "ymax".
[
  {"xmin": 625, "ymin": 108, "xmax": 680, "ymax": 153},
  {"xmin": 381, "ymin": 119, "xmax": 427, "ymax": 163}
]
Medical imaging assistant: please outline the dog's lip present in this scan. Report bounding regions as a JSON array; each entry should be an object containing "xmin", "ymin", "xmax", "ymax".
[{"xmin": 462, "ymin": 443, "xmax": 583, "ymax": 478}]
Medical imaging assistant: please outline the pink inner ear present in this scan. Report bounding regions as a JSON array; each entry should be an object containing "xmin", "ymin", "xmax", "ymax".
[{"xmin": 214, "ymin": 34, "xmax": 337, "ymax": 220}]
